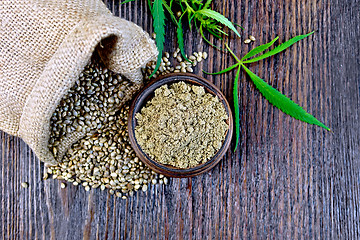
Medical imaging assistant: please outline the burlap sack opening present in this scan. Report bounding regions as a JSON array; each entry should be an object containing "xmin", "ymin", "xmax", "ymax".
[{"xmin": 0, "ymin": 0, "xmax": 158, "ymax": 165}]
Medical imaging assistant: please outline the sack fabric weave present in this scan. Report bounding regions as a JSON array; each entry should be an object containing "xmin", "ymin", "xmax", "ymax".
[{"xmin": 0, "ymin": 0, "xmax": 158, "ymax": 164}]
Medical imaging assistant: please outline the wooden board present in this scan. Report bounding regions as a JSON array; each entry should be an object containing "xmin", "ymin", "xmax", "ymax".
[{"xmin": 1, "ymin": 0, "xmax": 359, "ymax": 239}]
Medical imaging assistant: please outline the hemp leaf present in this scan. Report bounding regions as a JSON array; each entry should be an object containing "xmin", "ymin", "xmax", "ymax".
[
  {"xmin": 176, "ymin": 20, "xmax": 190, "ymax": 62},
  {"xmin": 149, "ymin": 0, "xmax": 166, "ymax": 78},
  {"xmin": 241, "ymin": 37, "xmax": 279, "ymax": 61},
  {"xmin": 205, "ymin": 33, "xmax": 330, "ymax": 151},
  {"xmin": 233, "ymin": 66, "xmax": 241, "ymax": 150},
  {"xmin": 242, "ymin": 32, "xmax": 315, "ymax": 63},
  {"xmin": 195, "ymin": 9, "xmax": 241, "ymax": 38},
  {"xmin": 241, "ymin": 64, "xmax": 329, "ymax": 130},
  {"xmin": 120, "ymin": 0, "xmax": 136, "ymax": 3},
  {"xmin": 203, "ymin": 0, "xmax": 212, "ymax": 9}
]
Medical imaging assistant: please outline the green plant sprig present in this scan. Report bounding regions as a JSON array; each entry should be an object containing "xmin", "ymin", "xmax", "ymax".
[
  {"xmin": 150, "ymin": 0, "xmax": 166, "ymax": 78},
  {"xmin": 205, "ymin": 32, "xmax": 330, "ymax": 151},
  {"xmin": 122, "ymin": 0, "xmax": 241, "ymax": 76}
]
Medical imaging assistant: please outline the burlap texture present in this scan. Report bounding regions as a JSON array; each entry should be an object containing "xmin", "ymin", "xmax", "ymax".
[{"xmin": 0, "ymin": 0, "xmax": 158, "ymax": 164}]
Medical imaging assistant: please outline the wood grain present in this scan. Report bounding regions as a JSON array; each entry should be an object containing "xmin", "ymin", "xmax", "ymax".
[{"xmin": 1, "ymin": 0, "xmax": 359, "ymax": 239}]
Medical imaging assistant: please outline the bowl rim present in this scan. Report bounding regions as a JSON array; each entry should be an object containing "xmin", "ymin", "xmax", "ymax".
[{"xmin": 128, "ymin": 73, "xmax": 233, "ymax": 178}]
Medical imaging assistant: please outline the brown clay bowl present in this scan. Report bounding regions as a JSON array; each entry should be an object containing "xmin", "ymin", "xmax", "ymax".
[{"xmin": 128, "ymin": 73, "xmax": 233, "ymax": 178}]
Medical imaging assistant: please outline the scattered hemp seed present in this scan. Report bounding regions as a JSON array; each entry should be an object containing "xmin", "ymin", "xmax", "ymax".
[
  {"xmin": 135, "ymin": 82, "xmax": 229, "ymax": 168},
  {"xmin": 249, "ymin": 35, "xmax": 256, "ymax": 41},
  {"xmin": 143, "ymin": 50, "xmax": 209, "ymax": 79},
  {"xmin": 21, "ymin": 182, "xmax": 29, "ymax": 188},
  {"xmin": 202, "ymin": 52, "xmax": 208, "ymax": 59},
  {"xmin": 43, "ymin": 173, "xmax": 49, "ymax": 180},
  {"xmin": 163, "ymin": 178, "xmax": 169, "ymax": 185},
  {"xmin": 244, "ymin": 39, "xmax": 252, "ymax": 44}
]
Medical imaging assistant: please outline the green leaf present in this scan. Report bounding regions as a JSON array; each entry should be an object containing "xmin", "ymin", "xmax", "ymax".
[
  {"xmin": 192, "ymin": 0, "xmax": 203, "ymax": 7},
  {"xmin": 178, "ymin": 0, "xmax": 185, "ymax": 12},
  {"xmin": 214, "ymin": 26, "xmax": 228, "ymax": 36},
  {"xmin": 241, "ymin": 36, "xmax": 279, "ymax": 61},
  {"xmin": 188, "ymin": 12, "xmax": 195, "ymax": 30},
  {"xmin": 198, "ymin": 25, "xmax": 224, "ymax": 50},
  {"xmin": 203, "ymin": 0, "xmax": 212, "ymax": 9},
  {"xmin": 233, "ymin": 66, "xmax": 241, "ymax": 151},
  {"xmin": 120, "ymin": 0, "xmax": 136, "ymax": 4},
  {"xmin": 233, "ymin": 22, "xmax": 244, "ymax": 30},
  {"xmin": 203, "ymin": 63, "xmax": 239, "ymax": 75},
  {"xmin": 176, "ymin": 21, "xmax": 190, "ymax": 62},
  {"xmin": 149, "ymin": 0, "xmax": 165, "ymax": 78},
  {"xmin": 147, "ymin": 0, "xmax": 153, "ymax": 14},
  {"xmin": 241, "ymin": 64, "xmax": 330, "ymax": 131},
  {"xmin": 196, "ymin": 9, "xmax": 241, "ymax": 38},
  {"xmin": 242, "ymin": 32, "xmax": 314, "ymax": 63},
  {"xmin": 162, "ymin": 0, "xmax": 178, "ymax": 24},
  {"xmin": 206, "ymin": 27, "xmax": 222, "ymax": 39}
]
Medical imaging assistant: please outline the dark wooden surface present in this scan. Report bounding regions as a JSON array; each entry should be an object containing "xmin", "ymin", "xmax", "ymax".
[{"xmin": 1, "ymin": 0, "xmax": 359, "ymax": 239}]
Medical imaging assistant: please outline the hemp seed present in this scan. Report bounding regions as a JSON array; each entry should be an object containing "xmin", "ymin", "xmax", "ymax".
[{"xmin": 244, "ymin": 39, "xmax": 252, "ymax": 44}]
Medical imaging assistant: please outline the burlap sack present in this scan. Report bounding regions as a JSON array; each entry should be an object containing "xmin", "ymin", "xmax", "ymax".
[{"xmin": 0, "ymin": 0, "xmax": 158, "ymax": 164}]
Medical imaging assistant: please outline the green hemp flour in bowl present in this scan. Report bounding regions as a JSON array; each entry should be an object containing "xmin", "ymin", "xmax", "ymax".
[{"xmin": 134, "ymin": 81, "xmax": 229, "ymax": 169}]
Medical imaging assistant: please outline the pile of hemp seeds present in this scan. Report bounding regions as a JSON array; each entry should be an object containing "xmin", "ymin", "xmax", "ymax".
[{"xmin": 46, "ymin": 48, "xmax": 209, "ymax": 199}]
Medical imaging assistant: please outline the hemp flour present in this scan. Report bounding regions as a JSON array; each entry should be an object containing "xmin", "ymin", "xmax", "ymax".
[{"xmin": 135, "ymin": 81, "xmax": 229, "ymax": 168}]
